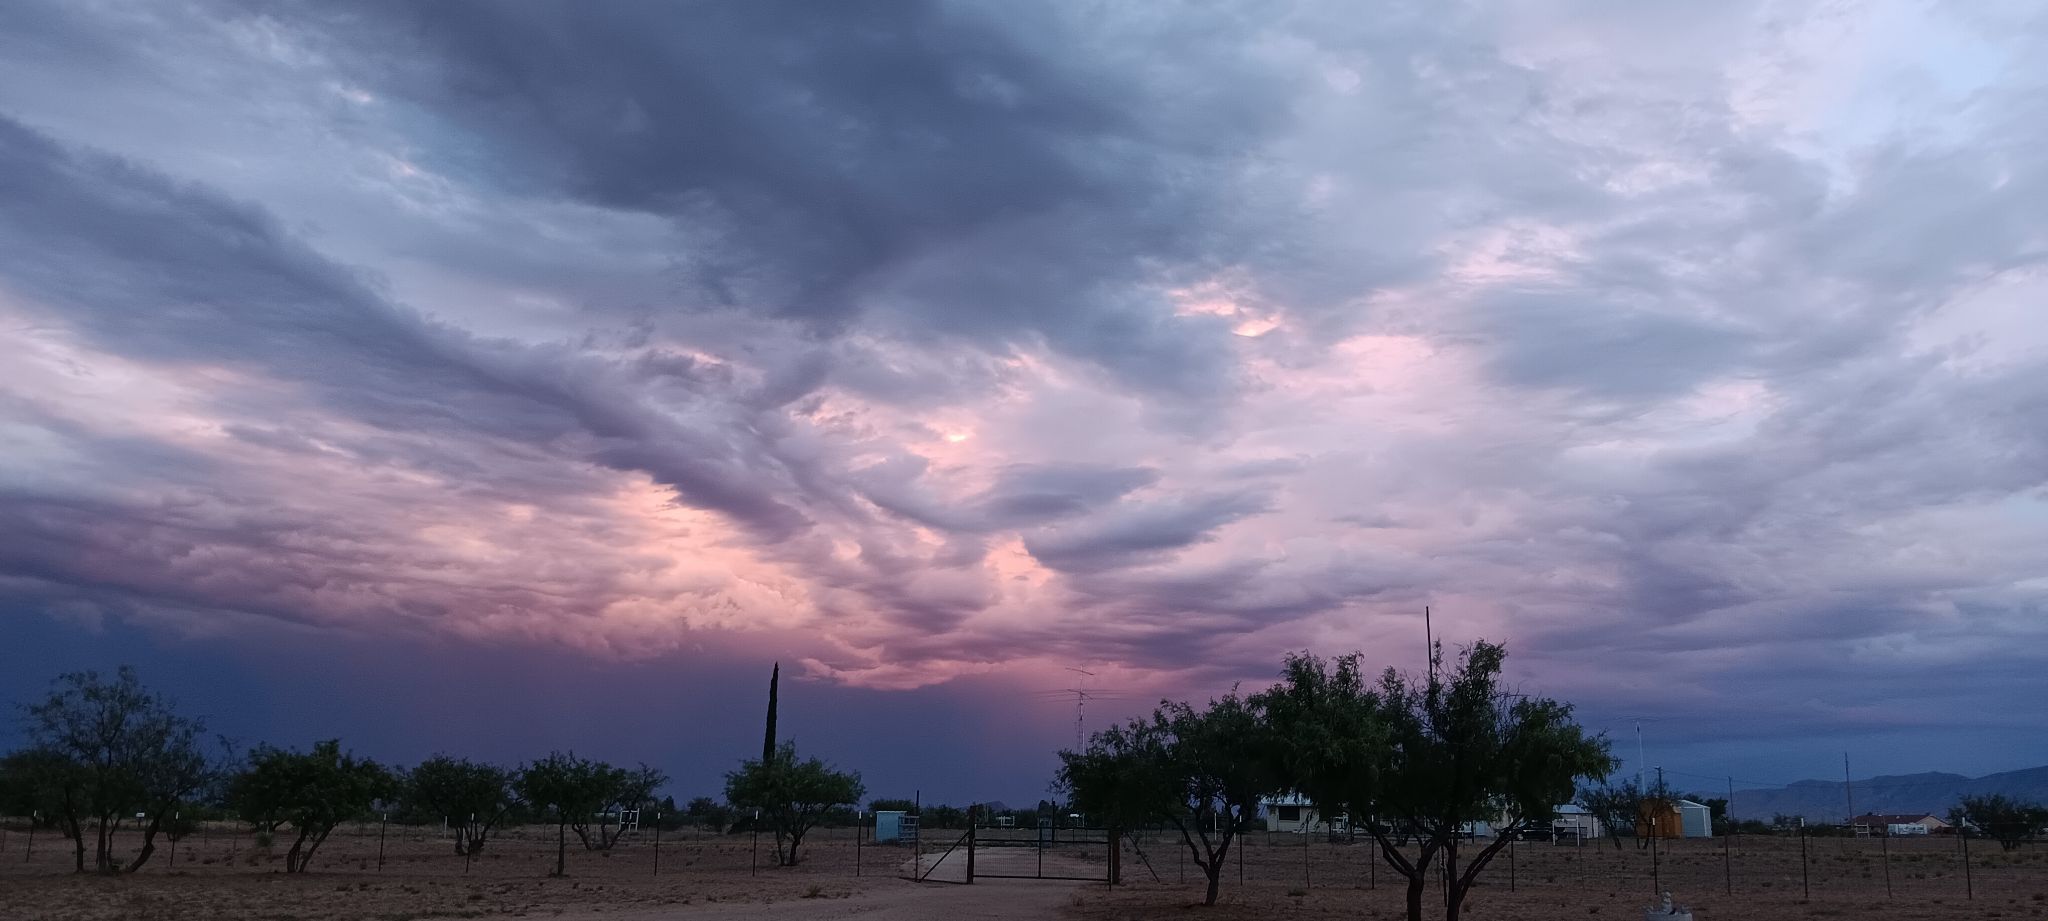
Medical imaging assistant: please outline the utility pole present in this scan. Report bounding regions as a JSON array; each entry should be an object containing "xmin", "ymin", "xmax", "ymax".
[
  {"xmin": 1636, "ymin": 723, "xmax": 1645, "ymax": 790},
  {"xmin": 1843, "ymin": 753, "xmax": 1855, "ymax": 827}
]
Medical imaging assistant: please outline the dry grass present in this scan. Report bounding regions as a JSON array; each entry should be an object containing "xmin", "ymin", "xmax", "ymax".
[
  {"xmin": 5, "ymin": 822, "xmax": 2046, "ymax": 921},
  {"xmin": 1083, "ymin": 832, "xmax": 2048, "ymax": 921},
  {"xmin": 0, "ymin": 822, "xmax": 884, "ymax": 921}
]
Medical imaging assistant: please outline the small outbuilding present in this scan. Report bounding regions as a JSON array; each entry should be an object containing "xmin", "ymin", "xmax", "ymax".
[
  {"xmin": 1261, "ymin": 794, "xmax": 1333, "ymax": 834},
  {"xmin": 873, "ymin": 810, "xmax": 918, "ymax": 844},
  {"xmin": 1552, "ymin": 804, "xmax": 1606, "ymax": 841},
  {"xmin": 1678, "ymin": 800, "xmax": 1713, "ymax": 838},
  {"xmin": 1636, "ymin": 798, "xmax": 1683, "ymax": 838}
]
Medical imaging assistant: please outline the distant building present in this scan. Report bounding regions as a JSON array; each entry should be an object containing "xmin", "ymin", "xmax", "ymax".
[
  {"xmin": 1849, "ymin": 813, "xmax": 1951, "ymax": 836},
  {"xmin": 873, "ymin": 810, "xmax": 917, "ymax": 843},
  {"xmin": 1678, "ymin": 800, "xmax": 1713, "ymax": 838},
  {"xmin": 1636, "ymin": 798, "xmax": 1683, "ymax": 838},
  {"xmin": 1261, "ymin": 794, "xmax": 1330, "ymax": 834},
  {"xmin": 1552, "ymin": 804, "xmax": 1607, "ymax": 841}
]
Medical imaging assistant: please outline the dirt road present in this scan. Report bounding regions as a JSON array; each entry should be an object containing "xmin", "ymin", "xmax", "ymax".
[{"xmin": 568, "ymin": 874, "xmax": 1088, "ymax": 921}]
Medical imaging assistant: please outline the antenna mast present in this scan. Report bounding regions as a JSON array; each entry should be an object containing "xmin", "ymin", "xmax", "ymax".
[
  {"xmin": 1844, "ymin": 753, "xmax": 1855, "ymax": 826},
  {"xmin": 1065, "ymin": 666, "xmax": 1096, "ymax": 749}
]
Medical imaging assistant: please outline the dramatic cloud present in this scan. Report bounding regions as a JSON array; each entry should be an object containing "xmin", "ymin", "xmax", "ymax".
[{"xmin": 2, "ymin": 0, "xmax": 2046, "ymax": 790}]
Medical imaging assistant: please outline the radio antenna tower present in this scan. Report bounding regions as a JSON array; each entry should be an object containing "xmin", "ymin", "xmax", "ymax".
[{"xmin": 1064, "ymin": 666, "xmax": 1096, "ymax": 749}]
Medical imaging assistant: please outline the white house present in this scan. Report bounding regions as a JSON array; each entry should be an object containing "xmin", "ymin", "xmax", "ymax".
[
  {"xmin": 1552, "ymin": 804, "xmax": 1606, "ymax": 841},
  {"xmin": 1261, "ymin": 794, "xmax": 1337, "ymax": 834}
]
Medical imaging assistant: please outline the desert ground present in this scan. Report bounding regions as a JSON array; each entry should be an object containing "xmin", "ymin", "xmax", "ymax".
[{"xmin": 3, "ymin": 822, "xmax": 2045, "ymax": 920}]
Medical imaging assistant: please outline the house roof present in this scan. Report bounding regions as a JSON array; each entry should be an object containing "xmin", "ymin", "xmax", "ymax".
[{"xmin": 1851, "ymin": 813, "xmax": 1944, "ymax": 824}]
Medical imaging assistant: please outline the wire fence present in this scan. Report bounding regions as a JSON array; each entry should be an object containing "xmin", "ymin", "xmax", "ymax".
[{"xmin": 4, "ymin": 814, "xmax": 2045, "ymax": 914}]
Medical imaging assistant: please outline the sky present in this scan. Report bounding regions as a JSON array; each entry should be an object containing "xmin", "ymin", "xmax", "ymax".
[{"xmin": 2, "ymin": 0, "xmax": 2046, "ymax": 808}]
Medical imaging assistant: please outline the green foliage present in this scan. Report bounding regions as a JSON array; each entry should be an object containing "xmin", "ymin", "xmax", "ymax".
[
  {"xmin": 725, "ymin": 741, "xmax": 864, "ymax": 866},
  {"xmin": 685, "ymin": 795, "xmax": 733, "ymax": 828},
  {"xmin": 23, "ymin": 667, "xmax": 214, "ymax": 874},
  {"xmin": 0, "ymin": 748, "xmax": 78, "ymax": 830},
  {"xmin": 1956, "ymin": 794, "xmax": 2048, "ymax": 851},
  {"xmin": 1058, "ymin": 690, "xmax": 1281, "ymax": 905},
  {"xmin": 509, "ymin": 753, "xmax": 610, "ymax": 875},
  {"xmin": 1367, "ymin": 641, "xmax": 1615, "ymax": 921},
  {"xmin": 922, "ymin": 804, "xmax": 968, "ymax": 829},
  {"xmin": 570, "ymin": 762, "xmax": 666, "ymax": 850},
  {"xmin": 405, "ymin": 755, "xmax": 516, "ymax": 857},
  {"xmin": 1257, "ymin": 652, "xmax": 1387, "ymax": 831},
  {"xmin": 228, "ymin": 739, "xmax": 393, "ymax": 873}
]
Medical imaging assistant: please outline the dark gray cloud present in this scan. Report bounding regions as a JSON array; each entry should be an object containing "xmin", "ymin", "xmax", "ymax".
[
  {"xmin": 281, "ymin": 0, "xmax": 1274, "ymax": 398},
  {"xmin": 1, "ymin": 0, "xmax": 2046, "ymax": 784},
  {"xmin": 1024, "ymin": 489, "xmax": 1274, "ymax": 573}
]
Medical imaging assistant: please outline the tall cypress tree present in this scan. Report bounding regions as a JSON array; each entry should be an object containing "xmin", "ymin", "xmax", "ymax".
[{"xmin": 762, "ymin": 662, "xmax": 779, "ymax": 765}]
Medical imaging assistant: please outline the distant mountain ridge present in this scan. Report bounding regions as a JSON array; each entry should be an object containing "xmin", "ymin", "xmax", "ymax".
[{"xmin": 1726, "ymin": 766, "xmax": 2048, "ymax": 824}]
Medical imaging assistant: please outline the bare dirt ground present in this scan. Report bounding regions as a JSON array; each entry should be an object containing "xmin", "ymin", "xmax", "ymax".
[
  {"xmin": 0, "ymin": 823, "xmax": 1093, "ymax": 921},
  {"xmin": 1078, "ymin": 832, "xmax": 2048, "ymax": 921},
  {"xmin": 4, "ymin": 823, "xmax": 2045, "ymax": 920}
]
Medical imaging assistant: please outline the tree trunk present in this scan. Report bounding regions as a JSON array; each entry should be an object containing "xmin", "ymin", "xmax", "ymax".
[
  {"xmin": 1203, "ymin": 865, "xmax": 1222, "ymax": 905},
  {"xmin": 287, "ymin": 827, "xmax": 315, "ymax": 873},
  {"xmin": 553, "ymin": 819, "xmax": 567, "ymax": 876},
  {"xmin": 95, "ymin": 815, "xmax": 117, "ymax": 873},
  {"xmin": 124, "ymin": 812, "xmax": 167, "ymax": 873},
  {"xmin": 1405, "ymin": 874, "xmax": 1426, "ymax": 921},
  {"xmin": 302, "ymin": 826, "xmax": 333, "ymax": 871},
  {"xmin": 67, "ymin": 814, "xmax": 87, "ymax": 873}
]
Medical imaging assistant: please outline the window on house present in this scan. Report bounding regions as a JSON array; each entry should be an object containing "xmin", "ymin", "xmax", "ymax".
[{"xmin": 1277, "ymin": 806, "xmax": 1301, "ymax": 822}]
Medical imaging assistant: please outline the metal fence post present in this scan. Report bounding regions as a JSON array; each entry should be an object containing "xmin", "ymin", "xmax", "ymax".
[
  {"xmin": 1880, "ymin": 830, "xmax": 1889, "ymax": 897},
  {"xmin": 1800, "ymin": 826, "xmax": 1810, "ymax": 901},
  {"xmin": 1725, "ymin": 776, "xmax": 1734, "ymax": 895},
  {"xmin": 1961, "ymin": 826, "xmax": 1972, "ymax": 900},
  {"xmin": 376, "ymin": 813, "xmax": 387, "ymax": 871},
  {"xmin": 652, "ymin": 813, "xmax": 661, "ymax": 877},
  {"xmin": 1303, "ymin": 821, "xmax": 1311, "ymax": 888}
]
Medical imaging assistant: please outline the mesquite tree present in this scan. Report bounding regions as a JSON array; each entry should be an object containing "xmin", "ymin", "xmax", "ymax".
[
  {"xmin": 1256, "ymin": 650, "xmax": 1388, "ymax": 833},
  {"xmin": 230, "ymin": 740, "xmax": 394, "ymax": 872},
  {"xmin": 725, "ymin": 742, "xmax": 863, "ymax": 866},
  {"xmin": 1370, "ymin": 641, "xmax": 1615, "ymax": 921},
  {"xmin": 23, "ymin": 668, "xmax": 214, "ymax": 874},
  {"xmin": 1954, "ymin": 795, "xmax": 2048, "ymax": 851},
  {"xmin": 570, "ymin": 763, "xmax": 667, "ymax": 851},
  {"xmin": 406, "ymin": 755, "xmax": 516, "ymax": 857},
  {"xmin": 513, "ymin": 752, "xmax": 662, "ymax": 873},
  {"xmin": 1059, "ymin": 692, "xmax": 1281, "ymax": 905}
]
